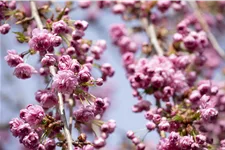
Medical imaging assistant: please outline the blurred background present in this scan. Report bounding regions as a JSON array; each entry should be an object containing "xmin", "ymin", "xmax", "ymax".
[{"xmin": 0, "ymin": 1, "xmax": 158, "ymax": 150}]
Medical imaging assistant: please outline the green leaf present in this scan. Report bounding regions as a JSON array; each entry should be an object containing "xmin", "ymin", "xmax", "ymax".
[
  {"xmin": 13, "ymin": 32, "xmax": 29, "ymax": 43},
  {"xmin": 172, "ymin": 115, "xmax": 184, "ymax": 122},
  {"xmin": 56, "ymin": 6, "xmax": 66, "ymax": 21}
]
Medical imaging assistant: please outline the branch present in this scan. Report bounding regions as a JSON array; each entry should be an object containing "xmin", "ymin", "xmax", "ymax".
[
  {"xmin": 30, "ymin": 1, "xmax": 43, "ymax": 29},
  {"xmin": 68, "ymin": 98, "xmax": 74, "ymax": 133},
  {"xmin": 141, "ymin": 18, "xmax": 164, "ymax": 56},
  {"xmin": 30, "ymin": 1, "xmax": 72, "ymax": 149},
  {"xmin": 189, "ymin": 1, "xmax": 225, "ymax": 59},
  {"xmin": 50, "ymin": 66, "xmax": 73, "ymax": 150}
]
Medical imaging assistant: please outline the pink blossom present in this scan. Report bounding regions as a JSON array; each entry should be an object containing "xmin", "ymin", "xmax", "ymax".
[
  {"xmin": 52, "ymin": 20, "xmax": 68, "ymax": 34},
  {"xmin": 22, "ymin": 131, "xmax": 39, "ymax": 149},
  {"xmin": 23, "ymin": 105, "xmax": 45, "ymax": 126},
  {"xmin": 73, "ymin": 106, "xmax": 95, "ymax": 123},
  {"xmin": 58, "ymin": 55, "xmax": 72, "ymax": 70},
  {"xmin": 13, "ymin": 63, "xmax": 37, "ymax": 79},
  {"xmin": 29, "ymin": 28, "xmax": 53, "ymax": 52},
  {"xmin": 52, "ymin": 70, "xmax": 77, "ymax": 94},
  {"xmin": 41, "ymin": 54, "xmax": 57, "ymax": 67},
  {"xmin": 9, "ymin": 118, "xmax": 24, "ymax": 137},
  {"xmin": 4, "ymin": 50, "xmax": 24, "ymax": 67},
  {"xmin": 35, "ymin": 90, "xmax": 58, "ymax": 109},
  {"xmin": 0, "ymin": 23, "xmax": 10, "ymax": 34}
]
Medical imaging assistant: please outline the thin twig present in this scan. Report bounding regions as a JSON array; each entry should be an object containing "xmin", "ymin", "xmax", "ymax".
[
  {"xmin": 68, "ymin": 98, "xmax": 74, "ymax": 133},
  {"xmin": 189, "ymin": 1, "xmax": 225, "ymax": 59},
  {"xmin": 49, "ymin": 66, "xmax": 73, "ymax": 150},
  {"xmin": 30, "ymin": 1, "xmax": 72, "ymax": 149},
  {"xmin": 57, "ymin": 93, "xmax": 73, "ymax": 150},
  {"xmin": 141, "ymin": 18, "xmax": 164, "ymax": 56},
  {"xmin": 30, "ymin": 1, "xmax": 43, "ymax": 29}
]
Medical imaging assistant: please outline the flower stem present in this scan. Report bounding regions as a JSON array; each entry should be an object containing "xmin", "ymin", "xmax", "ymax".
[
  {"xmin": 141, "ymin": 18, "xmax": 164, "ymax": 56},
  {"xmin": 30, "ymin": 1, "xmax": 43, "ymax": 29},
  {"xmin": 50, "ymin": 66, "xmax": 73, "ymax": 150}
]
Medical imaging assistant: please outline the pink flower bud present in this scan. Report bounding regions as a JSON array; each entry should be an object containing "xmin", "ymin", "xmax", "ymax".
[
  {"xmin": 137, "ymin": 143, "xmax": 146, "ymax": 150},
  {"xmin": 74, "ymin": 20, "xmax": 88, "ymax": 31},
  {"xmin": 127, "ymin": 130, "xmax": 135, "ymax": 139},
  {"xmin": 72, "ymin": 30, "xmax": 84, "ymax": 40},
  {"xmin": 0, "ymin": 24, "xmax": 10, "ymax": 34},
  {"xmin": 183, "ymin": 35, "xmax": 197, "ymax": 50},
  {"xmin": 112, "ymin": 4, "xmax": 125, "ymax": 14},
  {"xmin": 189, "ymin": 90, "xmax": 201, "ymax": 102},
  {"xmin": 132, "ymin": 137, "xmax": 140, "ymax": 145},
  {"xmin": 101, "ymin": 123, "xmax": 109, "ymax": 133},
  {"xmin": 146, "ymin": 121, "xmax": 156, "ymax": 131},
  {"xmin": 83, "ymin": 145, "xmax": 94, "ymax": 150},
  {"xmin": 96, "ymin": 78, "xmax": 103, "ymax": 86},
  {"xmin": 93, "ymin": 137, "xmax": 106, "ymax": 148},
  {"xmin": 41, "ymin": 54, "xmax": 57, "ymax": 67},
  {"xmin": 66, "ymin": 46, "xmax": 76, "ymax": 55},
  {"xmin": 108, "ymin": 120, "xmax": 116, "ymax": 133},
  {"xmin": 9, "ymin": 1, "xmax": 16, "ymax": 10},
  {"xmin": 52, "ymin": 20, "xmax": 68, "ymax": 34},
  {"xmin": 78, "ymin": 1, "xmax": 91, "ymax": 9},
  {"xmin": 51, "ymin": 35, "xmax": 62, "ymax": 47}
]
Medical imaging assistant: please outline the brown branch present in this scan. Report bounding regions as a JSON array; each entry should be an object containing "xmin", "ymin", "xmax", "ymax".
[
  {"xmin": 141, "ymin": 18, "xmax": 164, "ymax": 56},
  {"xmin": 189, "ymin": 1, "xmax": 225, "ymax": 59}
]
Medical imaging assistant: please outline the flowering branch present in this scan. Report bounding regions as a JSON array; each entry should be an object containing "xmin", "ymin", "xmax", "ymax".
[
  {"xmin": 49, "ymin": 66, "xmax": 73, "ymax": 150},
  {"xmin": 31, "ymin": 1, "xmax": 73, "ymax": 149},
  {"xmin": 141, "ymin": 18, "xmax": 164, "ymax": 56},
  {"xmin": 189, "ymin": 1, "xmax": 225, "ymax": 59}
]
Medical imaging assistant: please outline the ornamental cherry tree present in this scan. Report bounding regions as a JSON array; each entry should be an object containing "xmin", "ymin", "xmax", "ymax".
[{"xmin": 1, "ymin": 1, "xmax": 225, "ymax": 150}]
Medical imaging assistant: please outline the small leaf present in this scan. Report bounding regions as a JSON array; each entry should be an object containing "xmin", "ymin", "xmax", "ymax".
[
  {"xmin": 13, "ymin": 32, "xmax": 29, "ymax": 43},
  {"xmin": 57, "ymin": 6, "xmax": 66, "ymax": 21},
  {"xmin": 172, "ymin": 115, "xmax": 184, "ymax": 122},
  {"xmin": 4, "ymin": 10, "xmax": 17, "ymax": 16}
]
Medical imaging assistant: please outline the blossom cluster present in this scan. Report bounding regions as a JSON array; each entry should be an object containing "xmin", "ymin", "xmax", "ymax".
[
  {"xmin": 9, "ymin": 105, "xmax": 56, "ymax": 149},
  {"xmin": 3, "ymin": 1, "xmax": 116, "ymax": 150}
]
